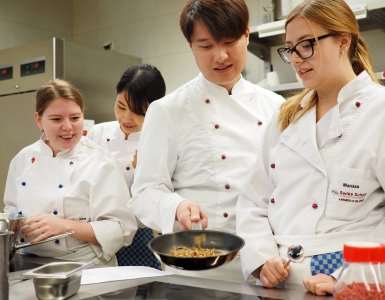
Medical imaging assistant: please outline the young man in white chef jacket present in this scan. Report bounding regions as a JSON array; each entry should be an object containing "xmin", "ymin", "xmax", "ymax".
[{"xmin": 130, "ymin": 0, "xmax": 284, "ymax": 282}]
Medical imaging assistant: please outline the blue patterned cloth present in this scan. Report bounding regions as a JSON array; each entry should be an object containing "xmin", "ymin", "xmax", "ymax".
[
  {"xmin": 310, "ymin": 251, "xmax": 343, "ymax": 276},
  {"xmin": 116, "ymin": 227, "xmax": 161, "ymax": 270}
]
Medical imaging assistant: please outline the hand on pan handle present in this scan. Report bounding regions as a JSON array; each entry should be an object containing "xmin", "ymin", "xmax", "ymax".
[
  {"xmin": 176, "ymin": 200, "xmax": 208, "ymax": 231},
  {"xmin": 192, "ymin": 220, "xmax": 202, "ymax": 230}
]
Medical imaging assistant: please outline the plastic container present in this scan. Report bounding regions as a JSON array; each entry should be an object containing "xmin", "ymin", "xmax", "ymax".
[{"xmin": 334, "ymin": 242, "xmax": 385, "ymax": 299}]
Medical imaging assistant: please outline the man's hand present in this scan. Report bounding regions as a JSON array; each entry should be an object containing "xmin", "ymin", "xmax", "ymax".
[{"xmin": 176, "ymin": 200, "xmax": 208, "ymax": 230}]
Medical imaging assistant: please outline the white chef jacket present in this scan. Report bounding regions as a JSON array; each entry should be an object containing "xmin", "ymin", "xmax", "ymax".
[
  {"xmin": 4, "ymin": 136, "xmax": 137, "ymax": 265},
  {"xmin": 130, "ymin": 73, "xmax": 284, "ymax": 235},
  {"xmin": 236, "ymin": 71, "xmax": 385, "ymax": 287},
  {"xmin": 87, "ymin": 121, "xmax": 139, "ymax": 192}
]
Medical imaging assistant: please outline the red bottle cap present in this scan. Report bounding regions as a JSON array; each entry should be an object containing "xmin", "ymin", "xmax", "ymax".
[{"xmin": 343, "ymin": 242, "xmax": 385, "ymax": 263}]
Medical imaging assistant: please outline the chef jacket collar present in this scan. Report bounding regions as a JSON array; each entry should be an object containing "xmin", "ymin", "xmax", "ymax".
[
  {"xmin": 336, "ymin": 71, "xmax": 370, "ymax": 105},
  {"xmin": 38, "ymin": 136, "xmax": 86, "ymax": 158},
  {"xmin": 113, "ymin": 124, "xmax": 141, "ymax": 142},
  {"xmin": 198, "ymin": 73, "xmax": 253, "ymax": 96},
  {"xmin": 299, "ymin": 71, "xmax": 371, "ymax": 108}
]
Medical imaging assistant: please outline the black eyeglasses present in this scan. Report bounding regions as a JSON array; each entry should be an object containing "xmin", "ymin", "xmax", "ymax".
[{"xmin": 277, "ymin": 33, "xmax": 336, "ymax": 63}]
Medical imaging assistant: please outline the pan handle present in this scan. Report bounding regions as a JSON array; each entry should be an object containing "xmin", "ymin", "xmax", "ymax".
[
  {"xmin": 13, "ymin": 231, "xmax": 74, "ymax": 250},
  {"xmin": 192, "ymin": 221, "xmax": 202, "ymax": 230}
]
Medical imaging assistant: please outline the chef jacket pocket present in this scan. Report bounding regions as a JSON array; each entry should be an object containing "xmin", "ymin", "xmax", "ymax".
[{"xmin": 325, "ymin": 166, "xmax": 370, "ymax": 221}]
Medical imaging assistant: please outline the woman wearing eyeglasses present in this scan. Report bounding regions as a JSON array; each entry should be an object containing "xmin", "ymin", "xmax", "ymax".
[{"xmin": 236, "ymin": 0, "xmax": 385, "ymax": 295}]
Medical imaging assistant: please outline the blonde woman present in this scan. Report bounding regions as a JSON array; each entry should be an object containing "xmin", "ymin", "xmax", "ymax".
[
  {"xmin": 4, "ymin": 79, "xmax": 137, "ymax": 266},
  {"xmin": 236, "ymin": 0, "xmax": 385, "ymax": 295}
]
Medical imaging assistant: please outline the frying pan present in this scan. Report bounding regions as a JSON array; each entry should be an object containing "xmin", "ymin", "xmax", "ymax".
[{"xmin": 149, "ymin": 230, "xmax": 244, "ymax": 271}]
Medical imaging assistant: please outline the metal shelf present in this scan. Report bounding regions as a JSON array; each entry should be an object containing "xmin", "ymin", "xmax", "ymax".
[
  {"xmin": 263, "ymin": 72, "xmax": 385, "ymax": 93},
  {"xmin": 266, "ymin": 81, "xmax": 303, "ymax": 92}
]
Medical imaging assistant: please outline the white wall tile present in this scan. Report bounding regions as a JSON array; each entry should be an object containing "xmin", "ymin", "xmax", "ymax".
[
  {"xmin": 152, "ymin": 0, "xmax": 185, "ymax": 16},
  {"xmin": 9, "ymin": 22, "xmax": 72, "ymax": 48},
  {"xmin": 245, "ymin": 0, "xmax": 261, "ymax": 26},
  {"xmin": 73, "ymin": 20, "xmax": 154, "ymax": 58},
  {"xmin": 150, "ymin": 12, "xmax": 189, "ymax": 57},
  {"xmin": 9, "ymin": 0, "xmax": 72, "ymax": 33},
  {"xmin": 74, "ymin": 12, "xmax": 189, "ymax": 58},
  {"xmin": 0, "ymin": 19, "xmax": 9, "ymax": 50},
  {"xmin": 144, "ymin": 51, "xmax": 199, "ymax": 93},
  {"xmin": 0, "ymin": 0, "xmax": 9, "ymax": 20},
  {"xmin": 73, "ymin": 0, "xmax": 155, "ymax": 34}
]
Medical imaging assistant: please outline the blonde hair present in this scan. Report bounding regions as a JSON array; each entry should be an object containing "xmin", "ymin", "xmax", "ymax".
[{"xmin": 279, "ymin": 0, "xmax": 378, "ymax": 132}]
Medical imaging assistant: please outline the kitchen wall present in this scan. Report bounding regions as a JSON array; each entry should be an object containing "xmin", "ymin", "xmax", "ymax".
[
  {"xmin": 71, "ymin": 0, "xmax": 265, "ymax": 93},
  {"xmin": 1, "ymin": 0, "xmax": 384, "ymax": 94},
  {"xmin": 0, "ymin": 0, "xmax": 73, "ymax": 50},
  {"xmin": 0, "ymin": 0, "xmax": 266, "ymax": 95}
]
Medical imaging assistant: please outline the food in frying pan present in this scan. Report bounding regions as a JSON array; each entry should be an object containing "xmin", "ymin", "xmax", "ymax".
[
  {"xmin": 170, "ymin": 246, "xmax": 222, "ymax": 257},
  {"xmin": 149, "ymin": 230, "xmax": 244, "ymax": 270}
]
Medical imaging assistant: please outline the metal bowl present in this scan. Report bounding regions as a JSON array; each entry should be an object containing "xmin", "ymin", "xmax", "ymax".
[
  {"xmin": 149, "ymin": 230, "xmax": 244, "ymax": 271},
  {"xmin": 22, "ymin": 261, "xmax": 90, "ymax": 300}
]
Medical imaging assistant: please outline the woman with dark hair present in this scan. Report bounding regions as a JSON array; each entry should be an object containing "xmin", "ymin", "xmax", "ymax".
[
  {"xmin": 88, "ymin": 64, "xmax": 165, "ymax": 188},
  {"xmin": 4, "ymin": 79, "xmax": 137, "ymax": 266},
  {"xmin": 87, "ymin": 64, "xmax": 166, "ymax": 269},
  {"xmin": 237, "ymin": 0, "xmax": 385, "ymax": 295}
]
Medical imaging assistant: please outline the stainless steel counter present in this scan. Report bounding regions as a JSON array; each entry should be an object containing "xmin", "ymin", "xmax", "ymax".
[{"xmin": 9, "ymin": 254, "xmax": 331, "ymax": 300}]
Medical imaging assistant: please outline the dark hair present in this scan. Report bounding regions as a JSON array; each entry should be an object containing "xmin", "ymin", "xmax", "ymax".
[
  {"xmin": 36, "ymin": 79, "xmax": 84, "ymax": 116},
  {"xmin": 180, "ymin": 0, "xmax": 249, "ymax": 43},
  {"xmin": 116, "ymin": 64, "xmax": 166, "ymax": 116}
]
